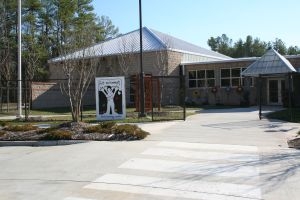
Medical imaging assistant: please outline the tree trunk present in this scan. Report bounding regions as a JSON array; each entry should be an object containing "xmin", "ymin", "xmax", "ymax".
[
  {"xmin": 6, "ymin": 81, "xmax": 9, "ymax": 113},
  {"xmin": 0, "ymin": 85, "xmax": 2, "ymax": 113}
]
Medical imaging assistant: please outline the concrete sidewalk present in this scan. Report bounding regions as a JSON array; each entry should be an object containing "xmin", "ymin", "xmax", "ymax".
[
  {"xmin": 0, "ymin": 114, "xmax": 70, "ymax": 120},
  {"xmin": 0, "ymin": 107, "xmax": 299, "ymax": 200},
  {"xmin": 138, "ymin": 107, "xmax": 300, "ymax": 200}
]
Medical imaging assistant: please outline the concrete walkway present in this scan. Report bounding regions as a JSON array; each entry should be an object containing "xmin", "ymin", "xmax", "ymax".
[{"xmin": 0, "ymin": 107, "xmax": 299, "ymax": 200}]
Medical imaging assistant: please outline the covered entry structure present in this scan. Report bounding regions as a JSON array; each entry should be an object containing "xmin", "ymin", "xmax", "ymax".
[{"xmin": 242, "ymin": 48, "xmax": 297, "ymax": 119}]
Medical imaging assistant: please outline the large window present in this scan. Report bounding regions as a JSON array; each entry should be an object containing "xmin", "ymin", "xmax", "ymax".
[
  {"xmin": 220, "ymin": 68, "xmax": 254, "ymax": 87},
  {"xmin": 188, "ymin": 70, "xmax": 215, "ymax": 88}
]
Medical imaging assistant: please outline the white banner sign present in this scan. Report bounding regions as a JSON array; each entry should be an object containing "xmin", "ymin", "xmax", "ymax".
[{"xmin": 95, "ymin": 76, "xmax": 126, "ymax": 121}]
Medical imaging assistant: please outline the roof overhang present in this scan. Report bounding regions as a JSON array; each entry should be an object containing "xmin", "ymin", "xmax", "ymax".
[{"xmin": 241, "ymin": 49, "xmax": 297, "ymax": 77}]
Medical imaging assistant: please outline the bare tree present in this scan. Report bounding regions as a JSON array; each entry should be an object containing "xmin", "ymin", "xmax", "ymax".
[
  {"xmin": 154, "ymin": 36, "xmax": 173, "ymax": 76},
  {"xmin": 0, "ymin": 3, "xmax": 15, "ymax": 112},
  {"xmin": 23, "ymin": 43, "xmax": 46, "ymax": 119},
  {"xmin": 117, "ymin": 36, "xmax": 137, "ymax": 76},
  {"xmin": 59, "ymin": 38, "xmax": 101, "ymax": 122},
  {"xmin": 153, "ymin": 37, "xmax": 173, "ymax": 107},
  {"xmin": 154, "ymin": 49, "xmax": 168, "ymax": 76}
]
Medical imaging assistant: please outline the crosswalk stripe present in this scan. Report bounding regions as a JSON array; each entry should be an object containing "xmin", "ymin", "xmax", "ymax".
[
  {"xmin": 142, "ymin": 147, "xmax": 259, "ymax": 162},
  {"xmin": 64, "ymin": 197, "xmax": 96, "ymax": 200},
  {"xmin": 84, "ymin": 173, "xmax": 261, "ymax": 200},
  {"xmin": 66, "ymin": 141, "xmax": 262, "ymax": 200},
  {"xmin": 158, "ymin": 141, "xmax": 258, "ymax": 152},
  {"xmin": 119, "ymin": 158, "xmax": 259, "ymax": 178}
]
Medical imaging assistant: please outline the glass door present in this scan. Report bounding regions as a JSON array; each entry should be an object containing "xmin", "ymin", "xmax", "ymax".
[{"xmin": 268, "ymin": 79, "xmax": 285, "ymax": 105}]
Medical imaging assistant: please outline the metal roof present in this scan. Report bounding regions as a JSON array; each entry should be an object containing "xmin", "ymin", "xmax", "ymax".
[
  {"xmin": 241, "ymin": 49, "xmax": 296, "ymax": 77},
  {"xmin": 49, "ymin": 27, "xmax": 230, "ymax": 63},
  {"xmin": 149, "ymin": 29, "xmax": 230, "ymax": 60}
]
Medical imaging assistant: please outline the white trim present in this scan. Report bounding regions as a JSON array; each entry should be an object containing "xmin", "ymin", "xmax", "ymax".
[
  {"xmin": 182, "ymin": 57, "xmax": 258, "ymax": 65},
  {"xmin": 168, "ymin": 48, "xmax": 230, "ymax": 60},
  {"xmin": 188, "ymin": 69, "xmax": 216, "ymax": 88}
]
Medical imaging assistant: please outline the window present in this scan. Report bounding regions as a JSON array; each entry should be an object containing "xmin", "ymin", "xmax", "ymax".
[
  {"xmin": 188, "ymin": 70, "xmax": 215, "ymax": 88},
  {"xmin": 188, "ymin": 71, "xmax": 197, "ymax": 88},
  {"xmin": 231, "ymin": 68, "xmax": 241, "ymax": 87},
  {"xmin": 220, "ymin": 69, "xmax": 231, "ymax": 87},
  {"xmin": 220, "ymin": 68, "xmax": 254, "ymax": 87},
  {"xmin": 206, "ymin": 70, "xmax": 215, "ymax": 87}
]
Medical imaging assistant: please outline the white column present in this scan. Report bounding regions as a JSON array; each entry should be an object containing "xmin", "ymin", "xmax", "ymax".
[{"xmin": 17, "ymin": 0, "xmax": 22, "ymax": 117}]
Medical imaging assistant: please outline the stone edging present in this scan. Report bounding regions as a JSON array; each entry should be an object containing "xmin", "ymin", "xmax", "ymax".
[{"xmin": 0, "ymin": 140, "xmax": 89, "ymax": 147}]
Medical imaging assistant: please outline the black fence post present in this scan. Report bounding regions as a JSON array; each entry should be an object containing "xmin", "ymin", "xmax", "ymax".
[
  {"xmin": 151, "ymin": 75, "xmax": 154, "ymax": 121},
  {"xmin": 288, "ymin": 73, "xmax": 293, "ymax": 121},
  {"xmin": 259, "ymin": 74, "xmax": 262, "ymax": 120},
  {"xmin": 24, "ymin": 80, "xmax": 28, "ymax": 120},
  {"xmin": 81, "ymin": 100, "xmax": 83, "ymax": 122},
  {"xmin": 180, "ymin": 65, "xmax": 186, "ymax": 121}
]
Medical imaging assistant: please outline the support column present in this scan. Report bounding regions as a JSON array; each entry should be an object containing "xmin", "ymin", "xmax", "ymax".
[
  {"xmin": 138, "ymin": 0, "xmax": 145, "ymax": 117},
  {"xmin": 17, "ymin": 0, "xmax": 22, "ymax": 118},
  {"xmin": 288, "ymin": 73, "xmax": 293, "ymax": 121},
  {"xmin": 259, "ymin": 75, "xmax": 262, "ymax": 120}
]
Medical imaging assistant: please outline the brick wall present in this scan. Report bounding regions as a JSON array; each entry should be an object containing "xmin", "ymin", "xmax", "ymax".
[
  {"xmin": 184, "ymin": 60, "xmax": 258, "ymax": 106},
  {"xmin": 31, "ymin": 82, "xmax": 96, "ymax": 109},
  {"xmin": 44, "ymin": 51, "xmax": 234, "ymax": 108},
  {"xmin": 31, "ymin": 82, "xmax": 68, "ymax": 108}
]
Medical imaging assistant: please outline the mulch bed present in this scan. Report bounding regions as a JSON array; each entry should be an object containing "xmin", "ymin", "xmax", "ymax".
[{"xmin": 0, "ymin": 122, "xmax": 149, "ymax": 141}]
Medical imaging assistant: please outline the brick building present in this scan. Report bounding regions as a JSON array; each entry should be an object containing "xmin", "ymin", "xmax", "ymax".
[
  {"xmin": 33, "ymin": 27, "xmax": 229, "ymax": 108},
  {"xmin": 183, "ymin": 53, "xmax": 300, "ymax": 107},
  {"xmin": 32, "ymin": 27, "xmax": 300, "ymax": 108}
]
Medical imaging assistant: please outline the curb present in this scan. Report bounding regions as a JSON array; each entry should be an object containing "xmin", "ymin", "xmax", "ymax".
[{"xmin": 0, "ymin": 140, "xmax": 89, "ymax": 147}]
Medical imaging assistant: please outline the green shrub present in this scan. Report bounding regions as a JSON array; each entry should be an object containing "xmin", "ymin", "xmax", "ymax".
[
  {"xmin": 84, "ymin": 125, "xmax": 111, "ymax": 134},
  {"xmin": 42, "ymin": 130, "xmax": 72, "ymax": 140},
  {"xmin": 84, "ymin": 121, "xmax": 116, "ymax": 133},
  {"xmin": 114, "ymin": 124, "xmax": 136, "ymax": 134},
  {"xmin": 4, "ymin": 124, "xmax": 38, "ymax": 132},
  {"xmin": 114, "ymin": 124, "xmax": 149, "ymax": 139},
  {"xmin": 0, "ymin": 130, "xmax": 5, "ymax": 137},
  {"xmin": 0, "ymin": 121, "xmax": 9, "ymax": 127},
  {"xmin": 99, "ymin": 121, "xmax": 116, "ymax": 129},
  {"xmin": 84, "ymin": 125, "xmax": 102, "ymax": 133}
]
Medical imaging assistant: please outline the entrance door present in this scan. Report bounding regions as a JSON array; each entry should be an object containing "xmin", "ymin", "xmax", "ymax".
[{"xmin": 268, "ymin": 78, "xmax": 285, "ymax": 105}]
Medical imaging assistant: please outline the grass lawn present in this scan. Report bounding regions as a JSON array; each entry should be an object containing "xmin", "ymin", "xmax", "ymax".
[
  {"xmin": 0, "ymin": 105, "xmax": 246, "ymax": 126},
  {"xmin": 0, "ymin": 106, "xmax": 188, "ymax": 125},
  {"xmin": 266, "ymin": 108, "xmax": 300, "ymax": 123}
]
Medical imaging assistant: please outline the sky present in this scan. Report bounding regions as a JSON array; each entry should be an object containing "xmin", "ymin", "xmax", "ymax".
[{"xmin": 92, "ymin": 0, "xmax": 300, "ymax": 49}]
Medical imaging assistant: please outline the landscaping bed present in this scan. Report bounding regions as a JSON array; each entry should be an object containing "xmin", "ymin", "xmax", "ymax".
[{"xmin": 0, "ymin": 121, "xmax": 149, "ymax": 141}]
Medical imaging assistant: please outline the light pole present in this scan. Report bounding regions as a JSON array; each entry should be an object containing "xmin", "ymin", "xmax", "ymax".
[
  {"xmin": 139, "ymin": 0, "xmax": 145, "ymax": 117},
  {"xmin": 17, "ymin": 0, "xmax": 22, "ymax": 118}
]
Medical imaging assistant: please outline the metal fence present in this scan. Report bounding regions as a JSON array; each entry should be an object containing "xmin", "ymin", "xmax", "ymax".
[
  {"xmin": 0, "ymin": 76, "xmax": 186, "ymax": 122},
  {"xmin": 0, "ymin": 80, "xmax": 22, "ymax": 114},
  {"xmin": 151, "ymin": 75, "xmax": 186, "ymax": 121}
]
